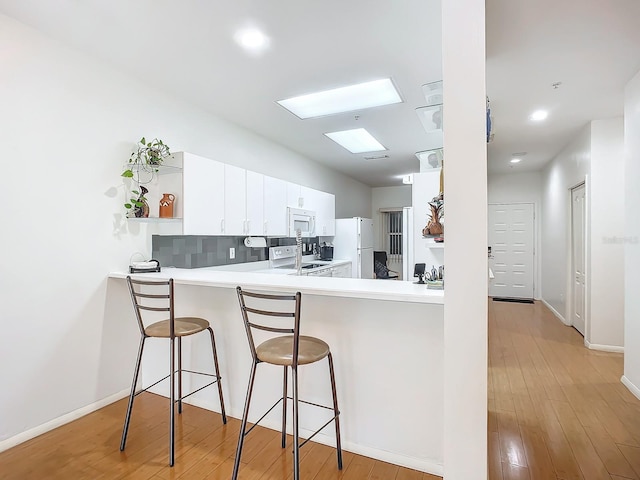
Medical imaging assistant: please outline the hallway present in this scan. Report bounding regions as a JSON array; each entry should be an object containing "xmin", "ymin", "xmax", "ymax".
[{"xmin": 489, "ymin": 300, "xmax": 640, "ymax": 479}]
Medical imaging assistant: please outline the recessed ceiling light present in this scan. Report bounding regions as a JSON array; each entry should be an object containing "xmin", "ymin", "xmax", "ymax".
[
  {"xmin": 234, "ymin": 27, "xmax": 270, "ymax": 53},
  {"xmin": 324, "ymin": 128, "xmax": 386, "ymax": 154},
  {"xmin": 277, "ymin": 78, "xmax": 402, "ymax": 119},
  {"xmin": 530, "ymin": 110, "xmax": 548, "ymax": 122},
  {"xmin": 510, "ymin": 158, "xmax": 522, "ymax": 164}
]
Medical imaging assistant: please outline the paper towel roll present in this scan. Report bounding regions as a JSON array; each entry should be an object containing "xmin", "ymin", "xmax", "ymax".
[{"xmin": 244, "ymin": 237, "xmax": 267, "ymax": 248}]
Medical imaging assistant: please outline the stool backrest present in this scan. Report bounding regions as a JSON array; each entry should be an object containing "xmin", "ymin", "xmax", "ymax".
[
  {"xmin": 127, "ymin": 276, "xmax": 174, "ymax": 336},
  {"xmin": 236, "ymin": 287, "xmax": 302, "ymax": 365}
]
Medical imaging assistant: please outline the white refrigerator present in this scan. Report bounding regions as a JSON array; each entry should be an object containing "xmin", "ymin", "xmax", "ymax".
[{"xmin": 333, "ymin": 217, "xmax": 374, "ymax": 279}]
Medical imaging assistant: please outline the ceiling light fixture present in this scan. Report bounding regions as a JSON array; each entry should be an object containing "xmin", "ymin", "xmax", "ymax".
[
  {"xmin": 324, "ymin": 128, "xmax": 386, "ymax": 154},
  {"xmin": 277, "ymin": 78, "xmax": 402, "ymax": 119},
  {"xmin": 510, "ymin": 158, "xmax": 522, "ymax": 164},
  {"xmin": 416, "ymin": 149, "xmax": 443, "ymax": 169},
  {"xmin": 234, "ymin": 27, "xmax": 270, "ymax": 53},
  {"xmin": 529, "ymin": 109, "xmax": 548, "ymax": 122}
]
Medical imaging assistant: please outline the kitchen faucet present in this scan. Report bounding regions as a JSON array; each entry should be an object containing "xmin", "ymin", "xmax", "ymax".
[{"xmin": 295, "ymin": 229, "xmax": 302, "ymax": 275}]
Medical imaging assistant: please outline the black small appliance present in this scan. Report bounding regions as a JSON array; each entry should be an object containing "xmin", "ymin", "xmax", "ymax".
[{"xmin": 320, "ymin": 244, "xmax": 334, "ymax": 261}]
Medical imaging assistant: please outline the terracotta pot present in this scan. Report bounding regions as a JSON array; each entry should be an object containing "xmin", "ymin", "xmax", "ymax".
[{"xmin": 159, "ymin": 193, "xmax": 175, "ymax": 218}]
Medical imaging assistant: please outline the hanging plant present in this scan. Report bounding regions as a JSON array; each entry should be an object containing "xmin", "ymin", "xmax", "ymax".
[
  {"xmin": 121, "ymin": 137, "xmax": 171, "ymax": 180},
  {"xmin": 121, "ymin": 137, "xmax": 171, "ymax": 215}
]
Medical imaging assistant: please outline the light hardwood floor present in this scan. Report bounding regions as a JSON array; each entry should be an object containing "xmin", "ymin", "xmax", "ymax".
[
  {"xmin": 489, "ymin": 299, "xmax": 640, "ymax": 480},
  {"xmin": 3, "ymin": 300, "xmax": 639, "ymax": 479},
  {"xmin": 0, "ymin": 390, "xmax": 440, "ymax": 479}
]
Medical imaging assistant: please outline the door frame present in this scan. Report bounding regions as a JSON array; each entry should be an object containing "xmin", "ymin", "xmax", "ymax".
[
  {"xmin": 568, "ymin": 181, "xmax": 589, "ymax": 338},
  {"xmin": 488, "ymin": 202, "xmax": 537, "ymax": 299}
]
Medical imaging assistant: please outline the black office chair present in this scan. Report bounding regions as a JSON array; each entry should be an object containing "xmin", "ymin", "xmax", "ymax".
[{"xmin": 373, "ymin": 251, "xmax": 399, "ymax": 280}]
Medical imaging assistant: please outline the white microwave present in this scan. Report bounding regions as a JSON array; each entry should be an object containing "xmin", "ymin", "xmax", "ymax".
[{"xmin": 288, "ymin": 207, "xmax": 316, "ymax": 237}]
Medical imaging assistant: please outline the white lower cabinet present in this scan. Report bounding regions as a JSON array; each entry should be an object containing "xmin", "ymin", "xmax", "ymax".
[{"xmin": 331, "ymin": 263, "xmax": 352, "ymax": 278}]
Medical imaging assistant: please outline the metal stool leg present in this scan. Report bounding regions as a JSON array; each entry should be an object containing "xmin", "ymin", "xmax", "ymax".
[
  {"xmin": 169, "ymin": 336, "xmax": 176, "ymax": 467},
  {"xmin": 292, "ymin": 364, "xmax": 300, "ymax": 480},
  {"xmin": 207, "ymin": 327, "xmax": 227, "ymax": 424},
  {"xmin": 281, "ymin": 365, "xmax": 288, "ymax": 448},
  {"xmin": 232, "ymin": 361, "xmax": 258, "ymax": 480},
  {"xmin": 328, "ymin": 353, "xmax": 343, "ymax": 469},
  {"xmin": 177, "ymin": 336, "xmax": 183, "ymax": 414},
  {"xmin": 120, "ymin": 336, "xmax": 146, "ymax": 451}
]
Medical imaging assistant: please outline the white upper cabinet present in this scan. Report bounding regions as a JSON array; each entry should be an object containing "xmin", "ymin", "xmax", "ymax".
[
  {"xmin": 246, "ymin": 170, "xmax": 264, "ymax": 236},
  {"xmin": 166, "ymin": 152, "xmax": 335, "ymax": 238},
  {"xmin": 264, "ymin": 176, "xmax": 288, "ymax": 236},
  {"xmin": 300, "ymin": 186, "xmax": 336, "ymax": 236},
  {"xmin": 181, "ymin": 152, "xmax": 225, "ymax": 235},
  {"xmin": 224, "ymin": 164, "xmax": 247, "ymax": 235},
  {"xmin": 287, "ymin": 182, "xmax": 302, "ymax": 208}
]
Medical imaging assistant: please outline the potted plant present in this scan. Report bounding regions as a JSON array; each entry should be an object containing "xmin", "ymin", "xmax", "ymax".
[
  {"xmin": 124, "ymin": 186, "xmax": 150, "ymax": 218},
  {"xmin": 121, "ymin": 137, "xmax": 171, "ymax": 179},
  {"xmin": 121, "ymin": 137, "xmax": 171, "ymax": 217}
]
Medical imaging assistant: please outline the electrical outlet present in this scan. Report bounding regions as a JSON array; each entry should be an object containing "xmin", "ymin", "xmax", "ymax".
[{"xmin": 229, "ymin": 247, "xmax": 235, "ymax": 259}]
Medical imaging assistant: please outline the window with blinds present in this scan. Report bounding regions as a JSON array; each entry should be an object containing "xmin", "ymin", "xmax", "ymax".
[{"xmin": 381, "ymin": 210, "xmax": 403, "ymax": 263}]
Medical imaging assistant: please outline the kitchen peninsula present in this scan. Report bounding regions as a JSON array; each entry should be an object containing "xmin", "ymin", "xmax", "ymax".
[{"xmin": 107, "ymin": 269, "xmax": 444, "ymax": 475}]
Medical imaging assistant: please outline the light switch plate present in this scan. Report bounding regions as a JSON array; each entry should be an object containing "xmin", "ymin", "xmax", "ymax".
[{"xmin": 229, "ymin": 247, "xmax": 235, "ymax": 259}]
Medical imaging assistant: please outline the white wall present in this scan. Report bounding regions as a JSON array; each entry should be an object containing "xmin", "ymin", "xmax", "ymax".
[
  {"xmin": 0, "ymin": 13, "xmax": 371, "ymax": 446},
  {"xmin": 539, "ymin": 117, "xmax": 626, "ymax": 351},
  {"xmin": 623, "ymin": 69, "xmax": 640, "ymax": 398},
  {"xmin": 589, "ymin": 117, "xmax": 625, "ymax": 349},
  {"xmin": 442, "ymin": 0, "xmax": 488, "ymax": 477},
  {"xmin": 488, "ymin": 172, "xmax": 543, "ymax": 299},
  {"xmin": 540, "ymin": 125, "xmax": 591, "ymax": 321}
]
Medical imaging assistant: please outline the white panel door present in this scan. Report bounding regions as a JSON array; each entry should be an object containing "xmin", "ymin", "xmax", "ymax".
[
  {"xmin": 488, "ymin": 203, "xmax": 535, "ymax": 299},
  {"xmin": 571, "ymin": 184, "xmax": 586, "ymax": 336}
]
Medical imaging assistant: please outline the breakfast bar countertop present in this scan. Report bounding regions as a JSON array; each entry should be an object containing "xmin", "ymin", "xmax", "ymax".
[{"xmin": 109, "ymin": 267, "xmax": 444, "ymax": 305}]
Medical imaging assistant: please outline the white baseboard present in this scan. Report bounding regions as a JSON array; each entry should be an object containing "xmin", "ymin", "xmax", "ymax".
[
  {"xmin": 186, "ymin": 396, "xmax": 444, "ymax": 477},
  {"xmin": 584, "ymin": 341, "xmax": 624, "ymax": 353},
  {"xmin": 541, "ymin": 299, "xmax": 568, "ymax": 324},
  {"xmin": 621, "ymin": 375, "xmax": 640, "ymax": 401},
  {"xmin": 0, "ymin": 389, "xmax": 129, "ymax": 453}
]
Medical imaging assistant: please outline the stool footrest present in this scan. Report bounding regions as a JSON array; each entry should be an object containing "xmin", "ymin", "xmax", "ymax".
[
  {"xmin": 173, "ymin": 378, "xmax": 220, "ymax": 403},
  {"xmin": 298, "ymin": 414, "xmax": 340, "ymax": 449},
  {"xmin": 131, "ymin": 370, "xmax": 222, "ymax": 402},
  {"xmin": 241, "ymin": 395, "xmax": 340, "ymax": 445}
]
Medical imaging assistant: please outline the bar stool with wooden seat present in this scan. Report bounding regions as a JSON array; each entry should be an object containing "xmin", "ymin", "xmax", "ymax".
[
  {"xmin": 120, "ymin": 276, "xmax": 227, "ymax": 466},
  {"xmin": 232, "ymin": 287, "xmax": 342, "ymax": 480}
]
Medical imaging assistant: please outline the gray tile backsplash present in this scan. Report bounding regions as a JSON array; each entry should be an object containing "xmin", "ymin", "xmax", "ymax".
[{"xmin": 152, "ymin": 235, "xmax": 319, "ymax": 269}]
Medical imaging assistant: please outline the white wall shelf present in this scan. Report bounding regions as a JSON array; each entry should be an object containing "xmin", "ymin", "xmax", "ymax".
[
  {"xmin": 422, "ymin": 238, "xmax": 445, "ymax": 248},
  {"xmin": 127, "ymin": 217, "xmax": 182, "ymax": 222}
]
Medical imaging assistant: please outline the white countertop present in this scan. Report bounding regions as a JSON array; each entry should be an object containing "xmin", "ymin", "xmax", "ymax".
[{"xmin": 109, "ymin": 266, "xmax": 444, "ymax": 304}]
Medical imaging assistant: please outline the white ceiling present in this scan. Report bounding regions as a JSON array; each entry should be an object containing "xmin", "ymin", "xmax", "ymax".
[
  {"xmin": 2, "ymin": 1, "xmax": 639, "ymax": 184},
  {"xmin": 486, "ymin": 0, "xmax": 640, "ymax": 174},
  {"xmin": 0, "ymin": 0, "xmax": 442, "ymax": 187}
]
